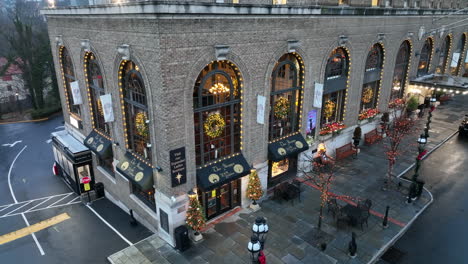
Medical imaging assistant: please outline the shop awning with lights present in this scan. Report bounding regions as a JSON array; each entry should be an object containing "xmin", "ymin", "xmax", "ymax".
[
  {"xmin": 410, "ymin": 75, "xmax": 468, "ymax": 95},
  {"xmin": 84, "ymin": 130, "xmax": 112, "ymax": 159},
  {"xmin": 268, "ymin": 133, "xmax": 309, "ymax": 162},
  {"xmin": 116, "ymin": 151, "xmax": 154, "ymax": 191},
  {"xmin": 196, "ymin": 154, "xmax": 251, "ymax": 191}
]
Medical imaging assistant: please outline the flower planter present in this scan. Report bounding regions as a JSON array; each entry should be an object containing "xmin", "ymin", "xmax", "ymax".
[
  {"xmin": 249, "ymin": 202, "xmax": 261, "ymax": 212},
  {"xmin": 190, "ymin": 230, "xmax": 203, "ymax": 242}
]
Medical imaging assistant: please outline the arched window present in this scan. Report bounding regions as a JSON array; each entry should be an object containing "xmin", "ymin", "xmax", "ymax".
[
  {"xmin": 451, "ymin": 34, "xmax": 466, "ymax": 75},
  {"xmin": 361, "ymin": 44, "xmax": 384, "ymax": 111},
  {"xmin": 269, "ymin": 53, "xmax": 303, "ymax": 141},
  {"xmin": 119, "ymin": 60, "xmax": 152, "ymax": 162},
  {"xmin": 84, "ymin": 52, "xmax": 109, "ymax": 135},
  {"xmin": 193, "ymin": 61, "xmax": 242, "ymax": 166},
  {"xmin": 59, "ymin": 46, "xmax": 81, "ymax": 117},
  {"xmin": 391, "ymin": 41, "xmax": 411, "ymax": 99},
  {"xmin": 437, "ymin": 35, "xmax": 452, "ymax": 74},
  {"xmin": 417, "ymin": 38, "xmax": 434, "ymax": 77},
  {"xmin": 321, "ymin": 47, "xmax": 349, "ymax": 125}
]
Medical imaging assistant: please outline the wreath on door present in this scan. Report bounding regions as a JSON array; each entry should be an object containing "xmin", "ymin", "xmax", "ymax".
[{"xmin": 204, "ymin": 113, "xmax": 225, "ymax": 139}]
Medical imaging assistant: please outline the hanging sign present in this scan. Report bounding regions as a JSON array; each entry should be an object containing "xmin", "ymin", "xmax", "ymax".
[
  {"xmin": 257, "ymin": 95, "xmax": 266, "ymax": 124},
  {"xmin": 313, "ymin": 82, "xmax": 323, "ymax": 108},
  {"xmin": 100, "ymin": 94, "xmax": 114, "ymax": 123},
  {"xmin": 306, "ymin": 109, "xmax": 317, "ymax": 135},
  {"xmin": 451, "ymin": 52, "xmax": 460, "ymax": 67},
  {"xmin": 70, "ymin": 81, "xmax": 82, "ymax": 105},
  {"xmin": 170, "ymin": 147, "xmax": 187, "ymax": 187}
]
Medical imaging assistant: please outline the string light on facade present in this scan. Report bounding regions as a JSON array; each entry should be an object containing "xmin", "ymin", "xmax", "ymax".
[
  {"xmin": 59, "ymin": 46, "xmax": 72, "ymax": 115},
  {"xmin": 444, "ymin": 34, "xmax": 453, "ymax": 74}
]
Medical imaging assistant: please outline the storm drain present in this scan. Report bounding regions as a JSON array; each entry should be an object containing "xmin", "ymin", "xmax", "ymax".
[{"xmin": 381, "ymin": 246, "xmax": 406, "ymax": 263}]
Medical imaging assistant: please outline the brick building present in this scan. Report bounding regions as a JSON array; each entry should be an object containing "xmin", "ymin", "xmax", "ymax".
[{"xmin": 42, "ymin": 0, "xmax": 468, "ymax": 247}]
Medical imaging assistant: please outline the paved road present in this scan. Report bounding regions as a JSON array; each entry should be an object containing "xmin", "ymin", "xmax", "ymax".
[
  {"xmin": 383, "ymin": 134, "xmax": 468, "ymax": 263},
  {"xmin": 0, "ymin": 116, "xmax": 152, "ymax": 264}
]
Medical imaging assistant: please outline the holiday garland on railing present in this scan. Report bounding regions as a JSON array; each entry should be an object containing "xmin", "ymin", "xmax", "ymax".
[
  {"xmin": 135, "ymin": 112, "xmax": 149, "ymax": 138},
  {"xmin": 204, "ymin": 113, "xmax": 225, "ymax": 139},
  {"xmin": 186, "ymin": 194, "xmax": 206, "ymax": 233},
  {"xmin": 274, "ymin": 97, "xmax": 290, "ymax": 119},
  {"xmin": 246, "ymin": 169, "xmax": 263, "ymax": 202},
  {"xmin": 358, "ymin": 108, "xmax": 380, "ymax": 120}
]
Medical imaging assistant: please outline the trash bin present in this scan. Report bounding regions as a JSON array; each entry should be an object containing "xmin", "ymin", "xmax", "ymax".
[
  {"xmin": 174, "ymin": 225, "xmax": 190, "ymax": 252},
  {"xmin": 95, "ymin": 182, "xmax": 105, "ymax": 198}
]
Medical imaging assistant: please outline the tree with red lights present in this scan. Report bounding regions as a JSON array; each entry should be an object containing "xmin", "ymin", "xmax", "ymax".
[{"xmin": 382, "ymin": 105, "xmax": 417, "ymax": 190}]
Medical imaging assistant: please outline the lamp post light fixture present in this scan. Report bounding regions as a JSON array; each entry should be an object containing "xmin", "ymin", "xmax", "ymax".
[
  {"xmin": 247, "ymin": 235, "xmax": 261, "ymax": 264},
  {"xmin": 417, "ymin": 134, "xmax": 427, "ymax": 154},
  {"xmin": 252, "ymin": 217, "xmax": 268, "ymax": 249}
]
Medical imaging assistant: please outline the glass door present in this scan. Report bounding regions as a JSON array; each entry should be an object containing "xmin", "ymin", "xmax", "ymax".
[
  {"xmin": 218, "ymin": 184, "xmax": 231, "ymax": 213},
  {"xmin": 203, "ymin": 180, "xmax": 241, "ymax": 220}
]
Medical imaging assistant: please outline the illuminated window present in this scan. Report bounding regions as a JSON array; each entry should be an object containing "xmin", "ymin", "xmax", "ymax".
[
  {"xmin": 120, "ymin": 61, "xmax": 152, "ymax": 163},
  {"xmin": 271, "ymin": 159, "xmax": 289, "ymax": 177},
  {"xmin": 59, "ymin": 46, "xmax": 81, "ymax": 118},
  {"xmin": 450, "ymin": 34, "xmax": 466, "ymax": 76},
  {"xmin": 273, "ymin": 0, "xmax": 287, "ymax": 4},
  {"xmin": 339, "ymin": 0, "xmax": 349, "ymax": 5},
  {"xmin": 132, "ymin": 183, "xmax": 155, "ymax": 212},
  {"xmin": 371, "ymin": 0, "xmax": 379, "ymax": 6},
  {"xmin": 269, "ymin": 53, "xmax": 304, "ymax": 141},
  {"xmin": 361, "ymin": 44, "xmax": 384, "ymax": 110},
  {"xmin": 417, "ymin": 38, "xmax": 434, "ymax": 77},
  {"xmin": 321, "ymin": 48, "xmax": 349, "ymax": 125},
  {"xmin": 193, "ymin": 61, "xmax": 242, "ymax": 166},
  {"xmin": 391, "ymin": 41, "xmax": 411, "ymax": 99}
]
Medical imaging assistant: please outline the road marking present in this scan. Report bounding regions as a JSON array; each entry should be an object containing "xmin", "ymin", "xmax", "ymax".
[
  {"xmin": 0, "ymin": 204, "xmax": 14, "ymax": 212},
  {"xmin": 86, "ymin": 204, "xmax": 133, "ymax": 246},
  {"xmin": 24, "ymin": 197, "xmax": 53, "ymax": 213},
  {"xmin": 55, "ymin": 126, "xmax": 64, "ymax": 130},
  {"xmin": 45, "ymin": 139, "xmax": 52, "ymax": 144},
  {"xmin": 0, "ymin": 213, "xmax": 70, "ymax": 245},
  {"xmin": 2, "ymin": 140, "xmax": 22, "ymax": 147},
  {"xmin": 3, "ymin": 201, "xmax": 33, "ymax": 217},
  {"xmin": 7, "ymin": 145, "xmax": 45, "ymax": 255},
  {"xmin": 66, "ymin": 196, "xmax": 80, "ymax": 204},
  {"xmin": 46, "ymin": 193, "xmax": 73, "ymax": 208}
]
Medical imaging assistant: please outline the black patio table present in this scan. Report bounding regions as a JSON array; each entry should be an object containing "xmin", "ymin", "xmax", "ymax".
[{"xmin": 341, "ymin": 204, "xmax": 362, "ymax": 226}]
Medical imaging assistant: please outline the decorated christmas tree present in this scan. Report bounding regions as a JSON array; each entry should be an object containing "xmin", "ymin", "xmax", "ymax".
[
  {"xmin": 186, "ymin": 193, "xmax": 206, "ymax": 234},
  {"xmin": 246, "ymin": 169, "xmax": 263, "ymax": 204}
]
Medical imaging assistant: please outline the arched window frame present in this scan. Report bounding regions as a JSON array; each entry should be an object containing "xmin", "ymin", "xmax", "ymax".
[
  {"xmin": 118, "ymin": 60, "xmax": 152, "ymax": 165},
  {"xmin": 360, "ymin": 43, "xmax": 385, "ymax": 112},
  {"xmin": 417, "ymin": 37, "xmax": 434, "ymax": 77},
  {"xmin": 59, "ymin": 46, "xmax": 81, "ymax": 118},
  {"xmin": 268, "ymin": 53, "xmax": 304, "ymax": 142},
  {"xmin": 321, "ymin": 47, "xmax": 350, "ymax": 126},
  {"xmin": 193, "ymin": 60, "xmax": 243, "ymax": 167},
  {"xmin": 390, "ymin": 40, "xmax": 412, "ymax": 100},
  {"xmin": 84, "ymin": 52, "xmax": 110, "ymax": 137},
  {"xmin": 452, "ymin": 33, "xmax": 467, "ymax": 76},
  {"xmin": 438, "ymin": 35, "xmax": 452, "ymax": 74}
]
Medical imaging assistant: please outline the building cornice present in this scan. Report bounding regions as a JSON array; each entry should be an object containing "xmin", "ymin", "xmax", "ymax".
[{"xmin": 40, "ymin": 1, "xmax": 467, "ymax": 17}]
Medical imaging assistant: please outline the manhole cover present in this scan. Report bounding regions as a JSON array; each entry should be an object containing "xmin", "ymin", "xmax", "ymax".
[{"xmin": 381, "ymin": 246, "xmax": 406, "ymax": 263}]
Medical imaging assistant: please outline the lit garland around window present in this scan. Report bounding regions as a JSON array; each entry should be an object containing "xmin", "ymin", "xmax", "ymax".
[
  {"xmin": 273, "ymin": 97, "xmax": 290, "ymax": 119},
  {"xmin": 204, "ymin": 113, "xmax": 225, "ymax": 139},
  {"xmin": 361, "ymin": 87, "xmax": 374, "ymax": 104},
  {"xmin": 323, "ymin": 100, "xmax": 336, "ymax": 119},
  {"xmin": 135, "ymin": 112, "xmax": 149, "ymax": 138}
]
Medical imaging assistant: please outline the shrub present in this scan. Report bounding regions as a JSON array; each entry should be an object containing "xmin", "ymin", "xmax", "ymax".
[
  {"xmin": 31, "ymin": 105, "xmax": 62, "ymax": 120},
  {"xmin": 406, "ymin": 96, "xmax": 419, "ymax": 112}
]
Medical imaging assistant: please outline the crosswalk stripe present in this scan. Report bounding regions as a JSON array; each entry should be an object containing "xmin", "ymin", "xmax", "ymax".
[{"xmin": 46, "ymin": 193, "xmax": 73, "ymax": 208}]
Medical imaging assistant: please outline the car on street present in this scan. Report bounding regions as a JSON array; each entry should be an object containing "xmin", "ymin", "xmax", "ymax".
[{"xmin": 459, "ymin": 115, "xmax": 468, "ymax": 136}]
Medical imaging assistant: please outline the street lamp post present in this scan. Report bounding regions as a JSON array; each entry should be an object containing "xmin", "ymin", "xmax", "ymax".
[
  {"xmin": 247, "ymin": 235, "xmax": 261, "ymax": 264},
  {"xmin": 252, "ymin": 217, "xmax": 268, "ymax": 249}
]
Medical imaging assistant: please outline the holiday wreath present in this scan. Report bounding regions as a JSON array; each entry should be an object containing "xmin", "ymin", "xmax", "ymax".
[
  {"xmin": 361, "ymin": 87, "xmax": 374, "ymax": 104},
  {"xmin": 135, "ymin": 112, "xmax": 149, "ymax": 138},
  {"xmin": 274, "ymin": 97, "xmax": 290, "ymax": 119},
  {"xmin": 204, "ymin": 113, "xmax": 225, "ymax": 138},
  {"xmin": 324, "ymin": 100, "xmax": 336, "ymax": 119}
]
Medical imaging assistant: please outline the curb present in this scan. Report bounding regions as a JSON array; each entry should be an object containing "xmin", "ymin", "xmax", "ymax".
[
  {"xmin": 0, "ymin": 117, "xmax": 49, "ymax": 125},
  {"xmin": 368, "ymin": 130, "xmax": 458, "ymax": 264},
  {"xmin": 106, "ymin": 256, "xmax": 116, "ymax": 264}
]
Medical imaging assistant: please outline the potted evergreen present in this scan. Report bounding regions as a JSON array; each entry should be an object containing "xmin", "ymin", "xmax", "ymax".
[
  {"xmin": 406, "ymin": 96, "xmax": 419, "ymax": 119},
  {"xmin": 246, "ymin": 169, "xmax": 263, "ymax": 211}
]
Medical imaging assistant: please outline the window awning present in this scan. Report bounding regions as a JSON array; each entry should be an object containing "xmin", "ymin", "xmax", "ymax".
[
  {"xmin": 84, "ymin": 130, "xmax": 112, "ymax": 159},
  {"xmin": 268, "ymin": 133, "xmax": 309, "ymax": 162},
  {"xmin": 196, "ymin": 154, "xmax": 251, "ymax": 191},
  {"xmin": 116, "ymin": 151, "xmax": 154, "ymax": 191}
]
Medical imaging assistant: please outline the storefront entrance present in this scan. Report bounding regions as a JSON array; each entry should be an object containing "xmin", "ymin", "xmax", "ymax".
[{"xmin": 201, "ymin": 179, "xmax": 241, "ymax": 220}]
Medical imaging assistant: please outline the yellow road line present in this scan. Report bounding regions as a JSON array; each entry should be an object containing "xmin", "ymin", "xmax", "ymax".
[{"xmin": 0, "ymin": 213, "xmax": 70, "ymax": 245}]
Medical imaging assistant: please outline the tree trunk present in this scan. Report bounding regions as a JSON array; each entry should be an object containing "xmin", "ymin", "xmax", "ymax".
[{"xmin": 318, "ymin": 204, "xmax": 323, "ymax": 230}]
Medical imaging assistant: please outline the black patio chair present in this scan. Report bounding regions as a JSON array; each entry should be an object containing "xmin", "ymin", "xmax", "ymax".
[
  {"xmin": 356, "ymin": 209, "xmax": 370, "ymax": 230},
  {"xmin": 336, "ymin": 208, "xmax": 350, "ymax": 228}
]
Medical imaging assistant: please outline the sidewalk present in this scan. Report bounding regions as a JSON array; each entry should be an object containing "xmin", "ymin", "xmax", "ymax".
[{"xmin": 108, "ymin": 96, "xmax": 467, "ymax": 264}]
